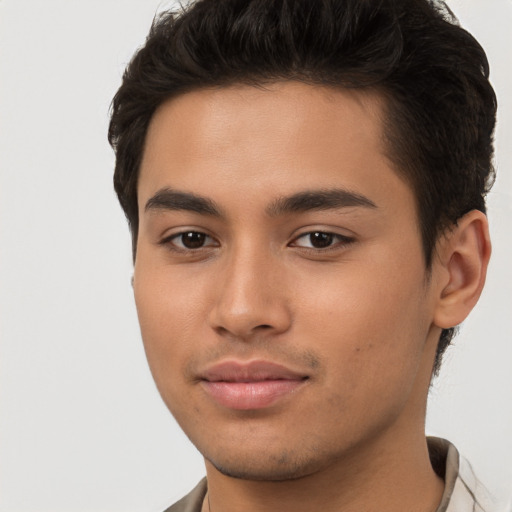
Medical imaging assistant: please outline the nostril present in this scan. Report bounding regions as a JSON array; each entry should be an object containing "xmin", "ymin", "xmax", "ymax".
[{"xmin": 209, "ymin": 294, "xmax": 292, "ymax": 338}]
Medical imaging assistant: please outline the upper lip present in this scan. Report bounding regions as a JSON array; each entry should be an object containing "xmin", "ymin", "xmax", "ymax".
[{"xmin": 200, "ymin": 360, "xmax": 309, "ymax": 383}]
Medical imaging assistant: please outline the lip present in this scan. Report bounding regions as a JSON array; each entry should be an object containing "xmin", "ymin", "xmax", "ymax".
[{"xmin": 199, "ymin": 360, "xmax": 309, "ymax": 410}]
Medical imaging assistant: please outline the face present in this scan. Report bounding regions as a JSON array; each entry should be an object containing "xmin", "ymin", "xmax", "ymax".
[{"xmin": 134, "ymin": 82, "xmax": 442, "ymax": 481}]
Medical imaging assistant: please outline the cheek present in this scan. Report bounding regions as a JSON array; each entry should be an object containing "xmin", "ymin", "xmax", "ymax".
[
  {"xmin": 133, "ymin": 265, "xmax": 207, "ymax": 389},
  {"xmin": 294, "ymin": 276, "xmax": 429, "ymax": 440},
  {"xmin": 294, "ymin": 258, "xmax": 430, "ymax": 386}
]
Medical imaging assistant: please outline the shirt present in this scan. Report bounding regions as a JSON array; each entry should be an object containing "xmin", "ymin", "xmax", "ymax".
[{"xmin": 163, "ymin": 437, "xmax": 495, "ymax": 512}]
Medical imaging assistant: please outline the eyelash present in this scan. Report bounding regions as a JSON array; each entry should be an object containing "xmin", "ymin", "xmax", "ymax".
[
  {"xmin": 160, "ymin": 230, "xmax": 355, "ymax": 254},
  {"xmin": 160, "ymin": 231, "xmax": 219, "ymax": 252},
  {"xmin": 291, "ymin": 231, "xmax": 355, "ymax": 251}
]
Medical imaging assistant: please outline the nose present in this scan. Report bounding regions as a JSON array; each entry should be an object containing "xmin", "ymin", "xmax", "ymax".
[{"xmin": 208, "ymin": 244, "xmax": 292, "ymax": 340}]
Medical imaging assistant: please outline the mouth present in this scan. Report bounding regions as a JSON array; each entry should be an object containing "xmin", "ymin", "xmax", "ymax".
[{"xmin": 199, "ymin": 360, "xmax": 309, "ymax": 410}]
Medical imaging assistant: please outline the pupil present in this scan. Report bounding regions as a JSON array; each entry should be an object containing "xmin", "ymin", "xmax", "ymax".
[
  {"xmin": 310, "ymin": 232, "xmax": 333, "ymax": 248},
  {"xmin": 182, "ymin": 232, "xmax": 206, "ymax": 249}
]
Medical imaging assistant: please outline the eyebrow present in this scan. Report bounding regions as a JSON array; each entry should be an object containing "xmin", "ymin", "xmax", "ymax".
[
  {"xmin": 266, "ymin": 188, "xmax": 377, "ymax": 216},
  {"xmin": 144, "ymin": 187, "xmax": 377, "ymax": 218},
  {"xmin": 145, "ymin": 188, "xmax": 222, "ymax": 217}
]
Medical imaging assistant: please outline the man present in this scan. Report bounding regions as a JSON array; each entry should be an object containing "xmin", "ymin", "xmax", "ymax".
[{"xmin": 108, "ymin": 0, "xmax": 497, "ymax": 511}]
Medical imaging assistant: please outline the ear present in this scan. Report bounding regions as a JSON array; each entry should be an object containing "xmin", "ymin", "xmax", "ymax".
[{"xmin": 433, "ymin": 210, "xmax": 491, "ymax": 330}]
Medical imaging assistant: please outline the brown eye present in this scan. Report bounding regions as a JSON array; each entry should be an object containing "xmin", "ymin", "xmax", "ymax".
[
  {"xmin": 180, "ymin": 232, "xmax": 206, "ymax": 248},
  {"xmin": 309, "ymin": 232, "xmax": 334, "ymax": 248},
  {"xmin": 166, "ymin": 231, "xmax": 217, "ymax": 250},
  {"xmin": 291, "ymin": 231, "xmax": 354, "ymax": 250}
]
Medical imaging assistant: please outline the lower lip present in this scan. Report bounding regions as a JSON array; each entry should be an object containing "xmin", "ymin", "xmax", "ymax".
[{"xmin": 201, "ymin": 379, "xmax": 306, "ymax": 410}]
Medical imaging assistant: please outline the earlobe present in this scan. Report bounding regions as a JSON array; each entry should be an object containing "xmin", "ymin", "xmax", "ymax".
[{"xmin": 433, "ymin": 210, "xmax": 491, "ymax": 329}]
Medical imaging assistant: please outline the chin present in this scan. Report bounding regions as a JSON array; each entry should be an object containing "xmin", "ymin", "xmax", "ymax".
[{"xmin": 204, "ymin": 446, "xmax": 331, "ymax": 482}]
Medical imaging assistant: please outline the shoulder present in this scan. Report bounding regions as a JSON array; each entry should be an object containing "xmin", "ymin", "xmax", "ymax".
[
  {"xmin": 162, "ymin": 479, "xmax": 207, "ymax": 512},
  {"xmin": 455, "ymin": 451, "xmax": 496, "ymax": 512},
  {"xmin": 428, "ymin": 437, "xmax": 497, "ymax": 512}
]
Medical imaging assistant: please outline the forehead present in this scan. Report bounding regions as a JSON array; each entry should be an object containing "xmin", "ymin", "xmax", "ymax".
[
  {"xmin": 142, "ymin": 82, "xmax": 384, "ymax": 162},
  {"xmin": 138, "ymin": 82, "xmax": 411, "ymax": 215}
]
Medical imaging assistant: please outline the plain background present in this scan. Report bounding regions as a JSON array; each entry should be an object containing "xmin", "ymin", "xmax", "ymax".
[{"xmin": 0, "ymin": 1, "xmax": 511, "ymax": 511}]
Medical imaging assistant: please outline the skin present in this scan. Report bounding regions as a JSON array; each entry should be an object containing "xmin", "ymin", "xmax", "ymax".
[{"xmin": 133, "ymin": 82, "xmax": 490, "ymax": 512}]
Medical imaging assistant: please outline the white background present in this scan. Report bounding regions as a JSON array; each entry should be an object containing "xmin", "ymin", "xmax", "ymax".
[{"xmin": 0, "ymin": 1, "xmax": 511, "ymax": 511}]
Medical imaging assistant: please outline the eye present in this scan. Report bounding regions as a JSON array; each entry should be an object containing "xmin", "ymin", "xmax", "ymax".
[
  {"xmin": 164, "ymin": 231, "xmax": 218, "ymax": 250},
  {"xmin": 291, "ymin": 231, "xmax": 354, "ymax": 250}
]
